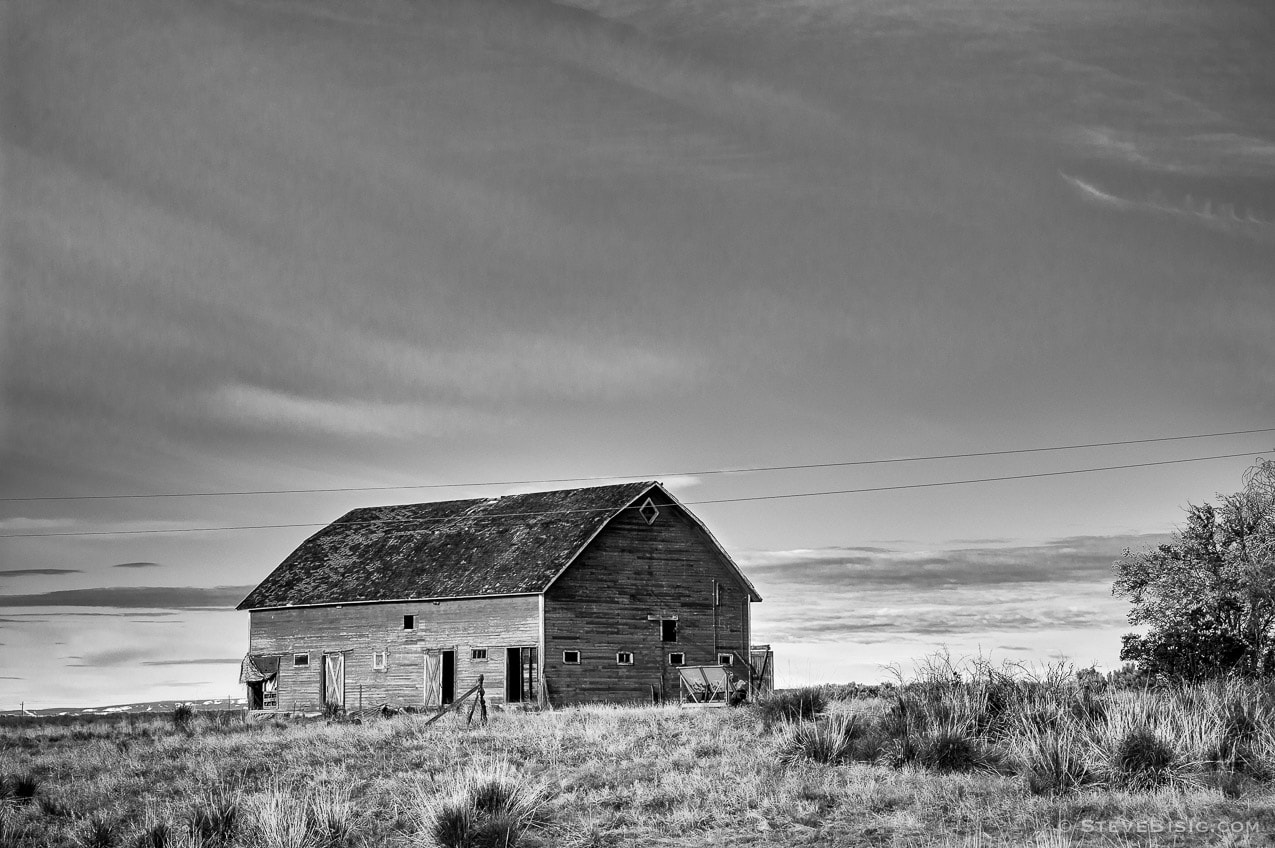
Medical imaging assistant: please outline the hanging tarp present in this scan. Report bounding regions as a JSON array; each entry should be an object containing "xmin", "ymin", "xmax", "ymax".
[{"xmin": 239, "ymin": 654, "xmax": 280, "ymax": 684}]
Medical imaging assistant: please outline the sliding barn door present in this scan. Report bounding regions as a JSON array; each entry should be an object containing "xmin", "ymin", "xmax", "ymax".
[
  {"xmin": 323, "ymin": 654, "xmax": 345, "ymax": 709},
  {"xmin": 423, "ymin": 651, "xmax": 443, "ymax": 708}
]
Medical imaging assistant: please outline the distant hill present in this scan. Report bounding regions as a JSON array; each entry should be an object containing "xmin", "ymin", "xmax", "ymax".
[{"xmin": 0, "ymin": 698, "xmax": 245, "ymax": 719}]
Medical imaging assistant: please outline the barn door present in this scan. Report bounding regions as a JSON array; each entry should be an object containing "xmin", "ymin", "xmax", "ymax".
[
  {"xmin": 323, "ymin": 654, "xmax": 345, "ymax": 709},
  {"xmin": 423, "ymin": 651, "xmax": 443, "ymax": 708},
  {"xmin": 504, "ymin": 647, "xmax": 538, "ymax": 703}
]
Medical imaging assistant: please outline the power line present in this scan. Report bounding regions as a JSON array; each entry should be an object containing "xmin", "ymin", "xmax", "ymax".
[
  {"xmin": 2, "ymin": 427, "xmax": 1272, "ymax": 503},
  {"xmin": 2, "ymin": 448, "xmax": 1265, "ymax": 539}
]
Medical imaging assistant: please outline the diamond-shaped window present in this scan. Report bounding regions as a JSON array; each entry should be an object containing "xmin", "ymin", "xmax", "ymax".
[{"xmin": 638, "ymin": 497, "xmax": 660, "ymax": 525}]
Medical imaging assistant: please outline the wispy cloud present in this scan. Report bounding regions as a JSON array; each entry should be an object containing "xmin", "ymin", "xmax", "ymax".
[
  {"xmin": 746, "ymin": 534, "xmax": 1151, "ymax": 643},
  {"xmin": 0, "ymin": 568, "xmax": 82, "ymax": 577},
  {"xmin": 205, "ymin": 384, "xmax": 503, "ymax": 440},
  {"xmin": 141, "ymin": 658, "xmax": 240, "ymax": 666},
  {"xmin": 0, "ymin": 586, "xmax": 254, "ymax": 611},
  {"xmin": 112, "ymin": 562, "xmax": 164, "ymax": 569}
]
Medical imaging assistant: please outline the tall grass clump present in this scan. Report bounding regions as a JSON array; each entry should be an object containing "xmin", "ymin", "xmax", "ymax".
[
  {"xmin": 754, "ymin": 686, "xmax": 827, "ymax": 724},
  {"xmin": 780, "ymin": 713, "xmax": 862, "ymax": 765},
  {"xmin": 76, "ymin": 813, "xmax": 122, "ymax": 848},
  {"xmin": 187, "ymin": 789, "xmax": 241, "ymax": 845},
  {"xmin": 417, "ymin": 761, "xmax": 546, "ymax": 848},
  {"xmin": 1018, "ymin": 726, "xmax": 1092, "ymax": 795}
]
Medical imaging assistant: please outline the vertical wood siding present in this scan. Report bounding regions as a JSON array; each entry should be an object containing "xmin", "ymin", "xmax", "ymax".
[
  {"xmin": 248, "ymin": 595, "xmax": 539, "ymax": 710},
  {"xmin": 542, "ymin": 493, "xmax": 753, "ymax": 704}
]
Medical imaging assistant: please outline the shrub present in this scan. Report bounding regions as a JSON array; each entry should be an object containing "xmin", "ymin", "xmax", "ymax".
[
  {"xmin": 754, "ymin": 687, "xmax": 826, "ymax": 724},
  {"xmin": 1113, "ymin": 726, "xmax": 1175, "ymax": 788},
  {"xmin": 915, "ymin": 727, "xmax": 984, "ymax": 772},
  {"xmin": 172, "ymin": 705, "xmax": 195, "ymax": 730}
]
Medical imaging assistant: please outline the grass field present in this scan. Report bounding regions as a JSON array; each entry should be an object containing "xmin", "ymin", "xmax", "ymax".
[{"xmin": 3, "ymin": 666, "xmax": 1274, "ymax": 847}]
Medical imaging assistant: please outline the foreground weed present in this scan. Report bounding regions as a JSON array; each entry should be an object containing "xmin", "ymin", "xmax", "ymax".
[
  {"xmin": 417, "ymin": 761, "xmax": 546, "ymax": 848},
  {"xmin": 76, "ymin": 813, "xmax": 122, "ymax": 848},
  {"xmin": 188, "ymin": 789, "xmax": 241, "ymax": 845},
  {"xmin": 781, "ymin": 714, "xmax": 861, "ymax": 765}
]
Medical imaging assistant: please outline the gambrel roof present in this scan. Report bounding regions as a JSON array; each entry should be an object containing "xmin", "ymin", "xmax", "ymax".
[{"xmin": 237, "ymin": 481, "xmax": 759, "ymax": 610}]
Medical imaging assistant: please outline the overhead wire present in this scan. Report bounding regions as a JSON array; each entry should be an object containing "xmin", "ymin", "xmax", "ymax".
[
  {"xmin": 1, "ymin": 426, "xmax": 1272, "ymax": 503},
  {"xmin": 1, "ymin": 447, "xmax": 1267, "ymax": 539}
]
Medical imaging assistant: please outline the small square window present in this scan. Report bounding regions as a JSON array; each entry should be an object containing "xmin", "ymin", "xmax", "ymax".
[
  {"xmin": 661, "ymin": 619, "xmax": 678, "ymax": 643},
  {"xmin": 668, "ymin": 652, "xmax": 685, "ymax": 666},
  {"xmin": 403, "ymin": 615, "xmax": 416, "ymax": 630},
  {"xmin": 293, "ymin": 653, "xmax": 309, "ymax": 667},
  {"xmin": 562, "ymin": 650, "xmax": 581, "ymax": 664},
  {"xmin": 718, "ymin": 653, "xmax": 734, "ymax": 666},
  {"xmin": 616, "ymin": 651, "xmax": 634, "ymax": 665},
  {"xmin": 372, "ymin": 651, "xmax": 387, "ymax": 671},
  {"xmin": 471, "ymin": 648, "xmax": 488, "ymax": 661}
]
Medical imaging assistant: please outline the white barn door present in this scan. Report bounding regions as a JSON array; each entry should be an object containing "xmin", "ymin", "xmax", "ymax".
[
  {"xmin": 423, "ymin": 651, "xmax": 442, "ymax": 708},
  {"xmin": 323, "ymin": 654, "xmax": 345, "ymax": 709}
]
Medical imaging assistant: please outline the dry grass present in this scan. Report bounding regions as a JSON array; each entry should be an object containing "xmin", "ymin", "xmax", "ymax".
[{"xmin": 2, "ymin": 677, "xmax": 1274, "ymax": 847}]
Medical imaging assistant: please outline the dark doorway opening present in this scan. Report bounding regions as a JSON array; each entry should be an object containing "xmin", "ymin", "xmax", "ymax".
[
  {"xmin": 441, "ymin": 649, "xmax": 455, "ymax": 705},
  {"xmin": 505, "ymin": 647, "xmax": 538, "ymax": 703},
  {"xmin": 247, "ymin": 681, "xmax": 264, "ymax": 710}
]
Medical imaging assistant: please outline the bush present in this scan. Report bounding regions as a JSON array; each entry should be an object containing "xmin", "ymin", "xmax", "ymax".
[
  {"xmin": 916, "ymin": 727, "xmax": 985, "ymax": 772},
  {"xmin": 755, "ymin": 687, "xmax": 827, "ymax": 723},
  {"xmin": 1114, "ymin": 726, "xmax": 1175, "ymax": 788},
  {"xmin": 172, "ymin": 704, "xmax": 195, "ymax": 730}
]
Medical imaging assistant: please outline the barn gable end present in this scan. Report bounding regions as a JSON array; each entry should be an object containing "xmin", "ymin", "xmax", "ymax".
[{"xmin": 542, "ymin": 487, "xmax": 756, "ymax": 704}]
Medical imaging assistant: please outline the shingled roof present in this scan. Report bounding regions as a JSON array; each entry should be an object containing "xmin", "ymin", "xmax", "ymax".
[{"xmin": 238, "ymin": 481, "xmax": 680, "ymax": 610}]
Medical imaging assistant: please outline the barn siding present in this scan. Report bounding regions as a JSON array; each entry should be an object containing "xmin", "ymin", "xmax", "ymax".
[
  {"xmin": 248, "ymin": 595, "xmax": 539, "ymax": 710},
  {"xmin": 542, "ymin": 493, "xmax": 752, "ymax": 705}
]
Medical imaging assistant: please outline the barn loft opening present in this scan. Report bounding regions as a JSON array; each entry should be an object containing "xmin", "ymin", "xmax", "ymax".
[
  {"xmin": 638, "ymin": 497, "xmax": 660, "ymax": 524},
  {"xmin": 661, "ymin": 619, "xmax": 678, "ymax": 642},
  {"xmin": 403, "ymin": 615, "xmax": 416, "ymax": 630}
]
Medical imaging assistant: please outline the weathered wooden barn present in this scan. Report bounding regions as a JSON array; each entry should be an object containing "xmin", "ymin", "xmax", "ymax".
[{"xmin": 237, "ymin": 481, "xmax": 763, "ymax": 711}]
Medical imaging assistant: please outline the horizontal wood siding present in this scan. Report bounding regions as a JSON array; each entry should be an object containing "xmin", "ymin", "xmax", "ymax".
[
  {"xmin": 543, "ymin": 492, "xmax": 752, "ymax": 704},
  {"xmin": 248, "ymin": 596, "xmax": 539, "ymax": 711}
]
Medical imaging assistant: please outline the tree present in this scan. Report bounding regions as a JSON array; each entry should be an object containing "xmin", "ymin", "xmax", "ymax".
[{"xmin": 1113, "ymin": 459, "xmax": 1275, "ymax": 680}]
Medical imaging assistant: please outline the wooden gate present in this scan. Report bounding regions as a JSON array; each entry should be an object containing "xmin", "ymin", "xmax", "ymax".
[{"xmin": 323, "ymin": 653, "xmax": 345, "ymax": 709}]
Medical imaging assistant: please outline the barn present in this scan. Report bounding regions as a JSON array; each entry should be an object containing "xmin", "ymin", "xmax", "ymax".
[{"xmin": 237, "ymin": 481, "xmax": 764, "ymax": 712}]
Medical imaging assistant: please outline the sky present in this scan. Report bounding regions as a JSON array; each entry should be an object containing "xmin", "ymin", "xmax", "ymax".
[{"xmin": 1, "ymin": 0, "xmax": 1273, "ymax": 708}]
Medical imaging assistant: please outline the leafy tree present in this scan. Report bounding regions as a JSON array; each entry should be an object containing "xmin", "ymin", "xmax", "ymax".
[{"xmin": 1113, "ymin": 459, "xmax": 1275, "ymax": 679}]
